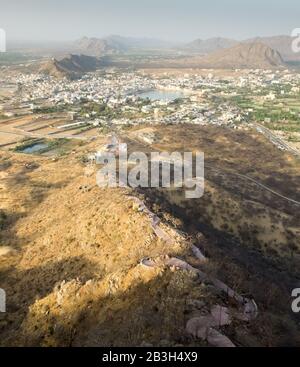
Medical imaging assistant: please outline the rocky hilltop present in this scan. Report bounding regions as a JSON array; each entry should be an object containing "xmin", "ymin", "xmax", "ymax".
[
  {"xmin": 245, "ymin": 35, "xmax": 300, "ymax": 62},
  {"xmin": 180, "ymin": 42, "xmax": 285, "ymax": 69},
  {"xmin": 74, "ymin": 37, "xmax": 126, "ymax": 56},
  {"xmin": 185, "ymin": 35, "xmax": 299, "ymax": 62},
  {"xmin": 39, "ymin": 54, "xmax": 103, "ymax": 79},
  {"xmin": 202, "ymin": 42, "xmax": 284, "ymax": 69}
]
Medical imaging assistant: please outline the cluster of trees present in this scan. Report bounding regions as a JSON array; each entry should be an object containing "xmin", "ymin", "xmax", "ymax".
[
  {"xmin": 33, "ymin": 105, "xmax": 67, "ymax": 114},
  {"xmin": 80, "ymin": 102, "xmax": 118, "ymax": 119}
]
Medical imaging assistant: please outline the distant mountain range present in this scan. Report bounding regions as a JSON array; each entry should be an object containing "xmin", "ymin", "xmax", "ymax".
[
  {"xmin": 8, "ymin": 34, "xmax": 299, "ymax": 64},
  {"xmin": 68, "ymin": 35, "xmax": 300, "ymax": 63},
  {"xmin": 184, "ymin": 35, "xmax": 299, "ymax": 62},
  {"xmin": 38, "ymin": 36, "xmax": 294, "ymax": 78},
  {"xmin": 73, "ymin": 35, "xmax": 175, "ymax": 56}
]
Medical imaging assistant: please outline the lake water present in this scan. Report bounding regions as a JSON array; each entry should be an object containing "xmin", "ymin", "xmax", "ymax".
[
  {"xmin": 137, "ymin": 89, "xmax": 185, "ymax": 102},
  {"xmin": 22, "ymin": 143, "xmax": 48, "ymax": 154}
]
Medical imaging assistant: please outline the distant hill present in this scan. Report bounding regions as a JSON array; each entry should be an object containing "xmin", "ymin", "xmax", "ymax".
[
  {"xmin": 202, "ymin": 42, "xmax": 284, "ymax": 69},
  {"xmin": 175, "ymin": 42, "xmax": 285, "ymax": 69},
  {"xmin": 185, "ymin": 35, "xmax": 299, "ymax": 62},
  {"xmin": 200, "ymin": 42, "xmax": 285, "ymax": 69},
  {"xmin": 184, "ymin": 37, "xmax": 238, "ymax": 54},
  {"xmin": 245, "ymin": 35, "xmax": 300, "ymax": 62},
  {"xmin": 39, "ymin": 54, "xmax": 103, "ymax": 79},
  {"xmin": 74, "ymin": 36, "xmax": 176, "ymax": 56},
  {"xmin": 74, "ymin": 37, "xmax": 125, "ymax": 56}
]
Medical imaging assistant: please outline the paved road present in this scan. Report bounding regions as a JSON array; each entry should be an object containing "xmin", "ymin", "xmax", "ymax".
[
  {"xmin": 205, "ymin": 165, "xmax": 300, "ymax": 206},
  {"xmin": 254, "ymin": 123, "xmax": 300, "ymax": 158}
]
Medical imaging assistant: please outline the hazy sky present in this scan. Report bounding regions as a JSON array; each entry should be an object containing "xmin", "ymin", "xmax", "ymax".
[{"xmin": 0, "ymin": 0, "xmax": 299, "ymax": 42}]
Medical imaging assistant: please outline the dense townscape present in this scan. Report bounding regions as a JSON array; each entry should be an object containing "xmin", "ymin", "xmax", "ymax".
[
  {"xmin": 1, "ymin": 67, "xmax": 300, "ymax": 156},
  {"xmin": 0, "ymin": 68, "xmax": 299, "ymax": 123}
]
